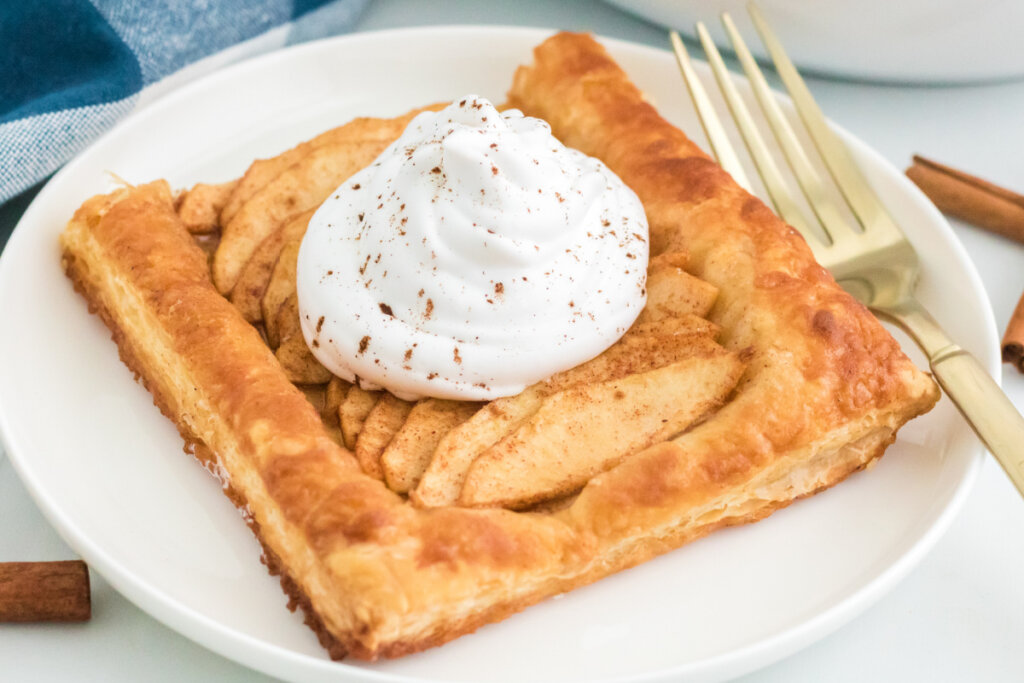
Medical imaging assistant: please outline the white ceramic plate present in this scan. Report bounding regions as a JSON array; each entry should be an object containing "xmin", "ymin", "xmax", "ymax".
[
  {"xmin": 604, "ymin": 0, "xmax": 1024, "ymax": 84},
  {"xmin": 0, "ymin": 26, "xmax": 995, "ymax": 683}
]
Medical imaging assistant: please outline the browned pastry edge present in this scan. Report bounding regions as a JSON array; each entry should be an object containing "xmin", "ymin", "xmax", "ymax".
[
  {"xmin": 258, "ymin": 534, "xmax": 348, "ymax": 660},
  {"xmin": 68, "ymin": 238, "xmax": 391, "ymax": 659},
  {"xmin": 62, "ymin": 244, "xmax": 352, "ymax": 659}
]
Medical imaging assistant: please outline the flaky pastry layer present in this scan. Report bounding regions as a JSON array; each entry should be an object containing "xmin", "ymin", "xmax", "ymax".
[{"xmin": 60, "ymin": 33, "xmax": 938, "ymax": 659}]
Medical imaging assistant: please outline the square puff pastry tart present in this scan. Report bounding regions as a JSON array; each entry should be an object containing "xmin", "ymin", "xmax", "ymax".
[{"xmin": 59, "ymin": 32, "xmax": 938, "ymax": 660}]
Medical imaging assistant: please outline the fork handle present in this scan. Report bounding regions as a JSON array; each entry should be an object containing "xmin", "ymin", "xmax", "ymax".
[
  {"xmin": 887, "ymin": 301, "xmax": 1024, "ymax": 495},
  {"xmin": 931, "ymin": 350, "xmax": 1024, "ymax": 492}
]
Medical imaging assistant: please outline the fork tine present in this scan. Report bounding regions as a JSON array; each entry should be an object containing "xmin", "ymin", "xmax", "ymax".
[
  {"xmin": 719, "ymin": 12, "xmax": 856, "ymax": 248},
  {"xmin": 747, "ymin": 2, "xmax": 902, "ymax": 237},
  {"xmin": 669, "ymin": 31, "xmax": 753, "ymax": 193},
  {"xmin": 694, "ymin": 22, "xmax": 817, "ymax": 242}
]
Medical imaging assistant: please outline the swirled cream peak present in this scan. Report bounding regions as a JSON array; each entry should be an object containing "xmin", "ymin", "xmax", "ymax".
[{"xmin": 297, "ymin": 96, "xmax": 648, "ymax": 400}]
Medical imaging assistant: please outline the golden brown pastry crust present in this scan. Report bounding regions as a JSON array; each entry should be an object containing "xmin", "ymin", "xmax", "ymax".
[{"xmin": 59, "ymin": 32, "xmax": 938, "ymax": 660}]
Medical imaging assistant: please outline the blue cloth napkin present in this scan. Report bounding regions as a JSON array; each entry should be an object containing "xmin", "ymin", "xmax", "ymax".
[{"xmin": 0, "ymin": 0, "xmax": 370, "ymax": 204}]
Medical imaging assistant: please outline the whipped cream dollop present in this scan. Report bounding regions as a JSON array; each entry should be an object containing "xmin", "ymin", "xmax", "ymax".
[{"xmin": 297, "ymin": 96, "xmax": 648, "ymax": 401}]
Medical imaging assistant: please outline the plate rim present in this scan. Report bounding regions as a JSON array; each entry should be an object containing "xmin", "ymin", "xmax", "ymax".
[{"xmin": 0, "ymin": 23, "xmax": 992, "ymax": 683}]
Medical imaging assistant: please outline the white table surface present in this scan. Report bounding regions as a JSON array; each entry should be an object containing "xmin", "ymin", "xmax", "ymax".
[{"xmin": 2, "ymin": 0, "xmax": 1023, "ymax": 680}]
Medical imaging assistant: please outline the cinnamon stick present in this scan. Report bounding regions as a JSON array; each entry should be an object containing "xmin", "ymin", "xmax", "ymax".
[
  {"xmin": 1003, "ymin": 292, "xmax": 1024, "ymax": 373},
  {"xmin": 905, "ymin": 155, "xmax": 1024, "ymax": 245},
  {"xmin": 0, "ymin": 561, "xmax": 91, "ymax": 622}
]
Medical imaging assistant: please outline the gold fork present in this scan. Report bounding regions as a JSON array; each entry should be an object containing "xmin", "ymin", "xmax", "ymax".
[{"xmin": 670, "ymin": 3, "xmax": 1024, "ymax": 496}]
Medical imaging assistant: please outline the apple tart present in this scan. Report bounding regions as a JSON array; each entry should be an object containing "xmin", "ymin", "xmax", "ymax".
[{"xmin": 59, "ymin": 32, "xmax": 938, "ymax": 659}]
